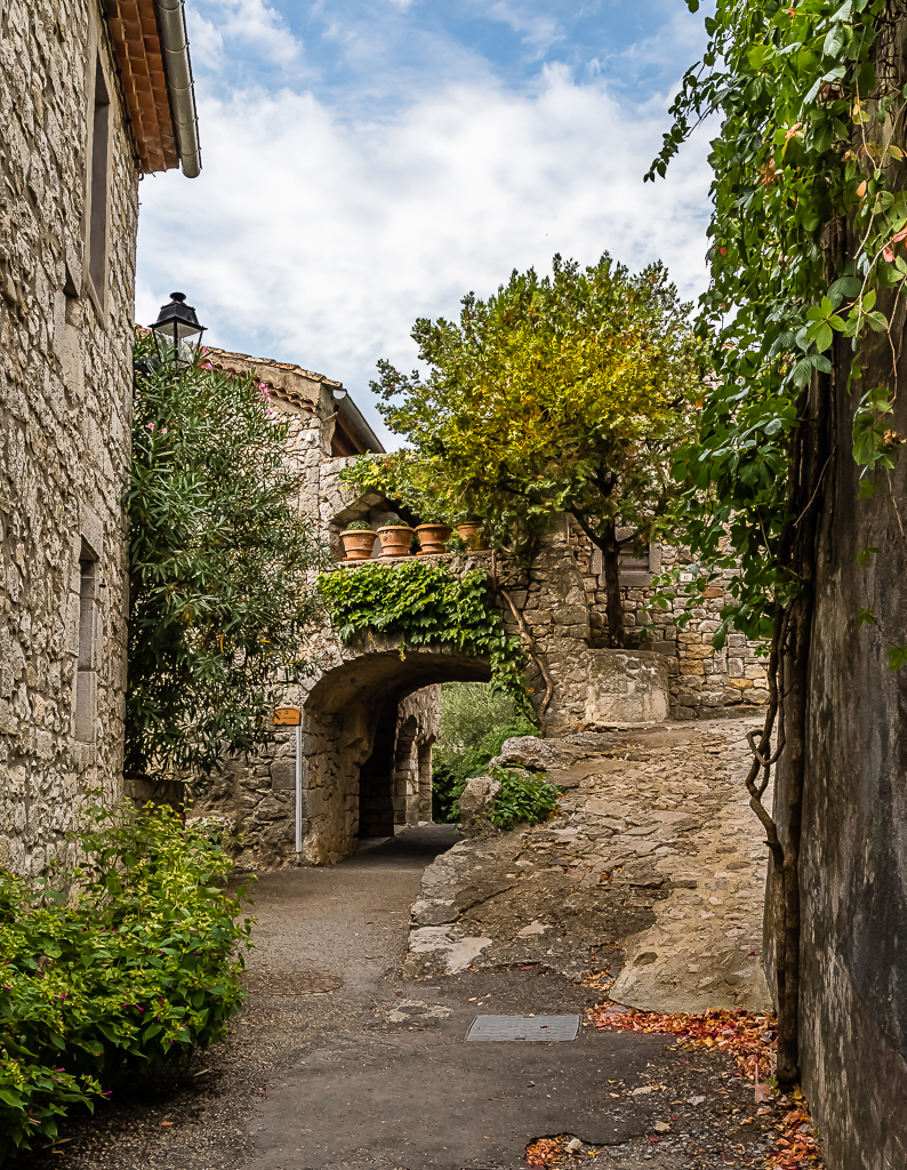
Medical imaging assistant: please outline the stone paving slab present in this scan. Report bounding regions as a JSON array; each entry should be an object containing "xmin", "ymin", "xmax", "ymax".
[{"xmin": 406, "ymin": 717, "xmax": 773, "ymax": 1014}]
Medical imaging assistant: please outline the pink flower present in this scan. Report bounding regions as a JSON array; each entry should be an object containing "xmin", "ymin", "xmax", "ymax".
[
  {"xmin": 146, "ymin": 422, "xmax": 154, "ymax": 430},
  {"xmin": 161, "ymin": 427, "xmax": 168, "ymax": 435}
]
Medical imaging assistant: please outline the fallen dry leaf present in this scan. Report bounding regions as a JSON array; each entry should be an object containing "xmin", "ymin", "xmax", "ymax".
[
  {"xmin": 588, "ymin": 1001, "xmax": 826, "ymax": 1169},
  {"xmin": 526, "ymin": 1136, "xmax": 567, "ymax": 1166}
]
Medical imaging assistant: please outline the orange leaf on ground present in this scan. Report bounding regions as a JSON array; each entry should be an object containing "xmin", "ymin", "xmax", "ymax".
[{"xmin": 588, "ymin": 1001, "xmax": 825, "ymax": 1168}]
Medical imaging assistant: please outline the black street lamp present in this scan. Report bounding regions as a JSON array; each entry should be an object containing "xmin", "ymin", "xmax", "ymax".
[{"xmin": 150, "ymin": 291, "xmax": 206, "ymax": 366}]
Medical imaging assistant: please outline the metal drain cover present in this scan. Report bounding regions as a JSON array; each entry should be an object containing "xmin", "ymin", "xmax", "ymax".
[{"xmin": 466, "ymin": 1014, "xmax": 580, "ymax": 1042}]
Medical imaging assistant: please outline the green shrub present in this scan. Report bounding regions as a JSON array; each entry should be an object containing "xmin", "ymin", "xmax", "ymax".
[
  {"xmin": 0, "ymin": 803, "xmax": 252, "ymax": 1163},
  {"xmin": 486, "ymin": 766, "xmax": 559, "ymax": 830},
  {"xmin": 431, "ymin": 681, "xmax": 538, "ymax": 822}
]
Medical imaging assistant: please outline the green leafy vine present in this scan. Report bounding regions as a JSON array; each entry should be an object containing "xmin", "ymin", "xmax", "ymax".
[
  {"xmin": 653, "ymin": 0, "xmax": 904, "ymax": 661},
  {"xmin": 316, "ymin": 561, "xmax": 530, "ymax": 707}
]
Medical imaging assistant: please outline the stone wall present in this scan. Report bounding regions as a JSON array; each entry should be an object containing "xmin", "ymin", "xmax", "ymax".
[
  {"xmin": 390, "ymin": 687, "xmax": 441, "ymax": 826},
  {"xmin": 0, "ymin": 1, "xmax": 140, "ymax": 874},
  {"xmin": 194, "ymin": 635, "xmax": 457, "ymax": 870},
  {"xmin": 194, "ymin": 383, "xmax": 755, "ymax": 868},
  {"xmin": 766, "ymin": 280, "xmax": 907, "ymax": 1165},
  {"xmin": 195, "ymin": 536, "xmax": 673, "ymax": 866},
  {"xmin": 567, "ymin": 521, "xmax": 769, "ymax": 715}
]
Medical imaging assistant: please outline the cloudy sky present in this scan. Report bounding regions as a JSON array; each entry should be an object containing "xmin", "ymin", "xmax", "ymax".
[{"xmin": 136, "ymin": 0, "xmax": 713, "ymax": 446}]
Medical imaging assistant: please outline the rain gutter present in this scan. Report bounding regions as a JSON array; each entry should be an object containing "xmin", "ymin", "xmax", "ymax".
[{"xmin": 154, "ymin": 0, "xmax": 202, "ymax": 177}]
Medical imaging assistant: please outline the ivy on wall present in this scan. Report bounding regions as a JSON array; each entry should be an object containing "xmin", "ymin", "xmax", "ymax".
[
  {"xmin": 317, "ymin": 560, "xmax": 530, "ymax": 707},
  {"xmin": 653, "ymin": 0, "xmax": 902, "ymax": 657},
  {"xmin": 652, "ymin": 0, "xmax": 905, "ymax": 1087}
]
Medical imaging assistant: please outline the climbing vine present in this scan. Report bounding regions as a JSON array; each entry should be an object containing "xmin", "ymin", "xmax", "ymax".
[
  {"xmin": 317, "ymin": 561, "xmax": 530, "ymax": 709},
  {"xmin": 655, "ymin": 0, "xmax": 903, "ymax": 656},
  {"xmin": 654, "ymin": 0, "xmax": 905, "ymax": 1087}
]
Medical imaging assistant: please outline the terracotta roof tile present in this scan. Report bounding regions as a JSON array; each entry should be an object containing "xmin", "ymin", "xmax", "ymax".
[{"xmin": 105, "ymin": 0, "xmax": 180, "ymax": 173}]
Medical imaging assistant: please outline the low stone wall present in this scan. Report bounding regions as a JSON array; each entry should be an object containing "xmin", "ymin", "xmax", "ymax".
[{"xmin": 544, "ymin": 648, "xmax": 670, "ymax": 732}]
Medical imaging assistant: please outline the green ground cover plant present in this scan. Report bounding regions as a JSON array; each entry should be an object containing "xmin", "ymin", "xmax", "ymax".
[
  {"xmin": 485, "ymin": 765, "xmax": 559, "ymax": 831},
  {"xmin": 0, "ymin": 804, "xmax": 251, "ymax": 1162}
]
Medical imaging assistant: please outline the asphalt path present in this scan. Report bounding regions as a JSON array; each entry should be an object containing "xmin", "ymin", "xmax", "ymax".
[{"xmin": 36, "ymin": 825, "xmax": 775, "ymax": 1170}]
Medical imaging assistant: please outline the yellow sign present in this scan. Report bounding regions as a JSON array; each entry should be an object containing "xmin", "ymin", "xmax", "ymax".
[{"xmin": 273, "ymin": 706, "xmax": 301, "ymax": 727}]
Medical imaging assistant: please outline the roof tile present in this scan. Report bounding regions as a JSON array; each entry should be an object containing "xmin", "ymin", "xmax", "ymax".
[{"xmin": 105, "ymin": 0, "xmax": 180, "ymax": 173}]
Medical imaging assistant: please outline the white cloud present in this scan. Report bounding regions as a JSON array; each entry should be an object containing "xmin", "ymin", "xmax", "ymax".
[
  {"xmin": 188, "ymin": 0, "xmax": 302, "ymax": 71},
  {"xmin": 481, "ymin": 2, "xmax": 564, "ymax": 56},
  {"xmin": 136, "ymin": 64, "xmax": 712, "ymax": 447}
]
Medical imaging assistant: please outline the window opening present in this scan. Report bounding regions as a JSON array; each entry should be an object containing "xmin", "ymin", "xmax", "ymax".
[
  {"xmin": 87, "ymin": 58, "xmax": 110, "ymax": 299},
  {"xmin": 74, "ymin": 547, "xmax": 98, "ymax": 743}
]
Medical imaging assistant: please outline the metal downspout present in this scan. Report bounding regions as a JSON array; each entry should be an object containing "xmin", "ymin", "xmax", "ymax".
[{"xmin": 154, "ymin": 0, "xmax": 202, "ymax": 178}]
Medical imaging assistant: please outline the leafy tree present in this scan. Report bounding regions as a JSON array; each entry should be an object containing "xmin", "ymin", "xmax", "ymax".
[
  {"xmin": 125, "ymin": 334, "xmax": 323, "ymax": 783},
  {"xmin": 346, "ymin": 254, "xmax": 704, "ymax": 646}
]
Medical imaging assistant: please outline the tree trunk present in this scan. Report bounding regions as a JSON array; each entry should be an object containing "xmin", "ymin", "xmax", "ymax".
[
  {"xmin": 769, "ymin": 303, "xmax": 835, "ymax": 1086},
  {"xmin": 600, "ymin": 520, "xmax": 625, "ymax": 648},
  {"xmin": 570, "ymin": 512, "xmax": 626, "ymax": 647},
  {"xmin": 772, "ymin": 602, "xmax": 808, "ymax": 1088}
]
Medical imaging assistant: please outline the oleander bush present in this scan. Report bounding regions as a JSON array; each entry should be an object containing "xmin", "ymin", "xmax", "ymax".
[{"xmin": 0, "ymin": 803, "xmax": 252, "ymax": 1163}]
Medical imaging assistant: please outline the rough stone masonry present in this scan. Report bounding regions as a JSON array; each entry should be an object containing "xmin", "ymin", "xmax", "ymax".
[
  {"xmin": 194, "ymin": 348, "xmax": 771, "ymax": 870},
  {"xmin": 0, "ymin": 0, "xmax": 140, "ymax": 875}
]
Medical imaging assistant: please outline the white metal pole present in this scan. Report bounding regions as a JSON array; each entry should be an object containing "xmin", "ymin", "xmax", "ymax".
[{"xmin": 295, "ymin": 721, "xmax": 303, "ymax": 855}]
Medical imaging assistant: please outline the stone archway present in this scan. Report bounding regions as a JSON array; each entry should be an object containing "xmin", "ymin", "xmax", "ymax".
[
  {"xmin": 196, "ymin": 532, "xmax": 674, "ymax": 869},
  {"xmin": 298, "ymin": 646, "xmax": 491, "ymax": 864}
]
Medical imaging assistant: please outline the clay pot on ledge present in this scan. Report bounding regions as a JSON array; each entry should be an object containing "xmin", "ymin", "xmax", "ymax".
[
  {"xmin": 415, "ymin": 523, "xmax": 453, "ymax": 556},
  {"xmin": 339, "ymin": 527, "xmax": 378, "ymax": 561},
  {"xmin": 377, "ymin": 525, "xmax": 415, "ymax": 558},
  {"xmin": 456, "ymin": 521, "xmax": 489, "ymax": 551}
]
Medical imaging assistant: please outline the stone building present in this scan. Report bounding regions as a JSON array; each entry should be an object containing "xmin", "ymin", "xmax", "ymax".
[
  {"xmin": 196, "ymin": 349, "xmax": 446, "ymax": 867},
  {"xmin": 195, "ymin": 348, "xmax": 767, "ymax": 869},
  {"xmin": 0, "ymin": 0, "xmax": 200, "ymax": 874}
]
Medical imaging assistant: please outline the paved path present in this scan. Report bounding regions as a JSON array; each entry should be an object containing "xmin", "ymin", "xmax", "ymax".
[{"xmin": 38, "ymin": 728, "xmax": 779, "ymax": 1170}]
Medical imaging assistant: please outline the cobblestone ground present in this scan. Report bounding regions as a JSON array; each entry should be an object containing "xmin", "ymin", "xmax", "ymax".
[{"xmin": 406, "ymin": 716, "xmax": 773, "ymax": 1015}]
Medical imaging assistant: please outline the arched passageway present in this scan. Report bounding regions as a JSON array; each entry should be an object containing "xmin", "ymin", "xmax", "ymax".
[{"xmin": 299, "ymin": 648, "xmax": 491, "ymax": 864}]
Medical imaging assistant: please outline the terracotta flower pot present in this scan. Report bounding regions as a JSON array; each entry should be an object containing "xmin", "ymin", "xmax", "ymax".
[
  {"xmin": 456, "ymin": 521, "xmax": 489, "ymax": 551},
  {"xmin": 339, "ymin": 529, "xmax": 377, "ymax": 561},
  {"xmin": 415, "ymin": 523, "xmax": 453, "ymax": 555},
  {"xmin": 377, "ymin": 526, "xmax": 415, "ymax": 558}
]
